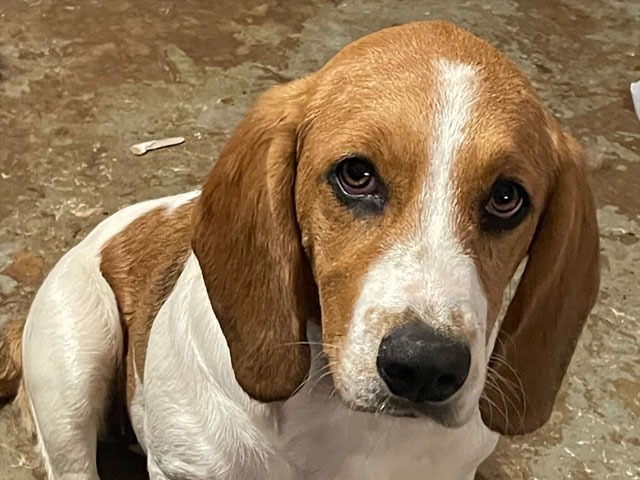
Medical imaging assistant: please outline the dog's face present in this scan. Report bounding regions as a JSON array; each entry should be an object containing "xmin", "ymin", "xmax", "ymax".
[
  {"xmin": 293, "ymin": 31, "xmax": 547, "ymax": 427},
  {"xmin": 194, "ymin": 21, "xmax": 600, "ymax": 435}
]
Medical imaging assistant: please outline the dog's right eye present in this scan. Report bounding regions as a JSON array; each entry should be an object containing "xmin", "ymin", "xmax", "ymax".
[
  {"xmin": 328, "ymin": 155, "xmax": 387, "ymax": 215},
  {"xmin": 336, "ymin": 157, "xmax": 379, "ymax": 196}
]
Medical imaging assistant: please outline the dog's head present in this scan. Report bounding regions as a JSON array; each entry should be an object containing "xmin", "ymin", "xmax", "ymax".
[{"xmin": 192, "ymin": 21, "xmax": 600, "ymax": 435}]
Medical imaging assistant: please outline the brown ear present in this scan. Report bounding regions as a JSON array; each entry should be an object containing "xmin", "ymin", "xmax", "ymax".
[
  {"xmin": 481, "ymin": 132, "xmax": 600, "ymax": 435},
  {"xmin": 192, "ymin": 79, "xmax": 320, "ymax": 402}
]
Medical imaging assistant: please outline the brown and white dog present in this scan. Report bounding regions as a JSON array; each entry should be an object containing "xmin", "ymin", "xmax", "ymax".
[{"xmin": 0, "ymin": 20, "xmax": 600, "ymax": 480}]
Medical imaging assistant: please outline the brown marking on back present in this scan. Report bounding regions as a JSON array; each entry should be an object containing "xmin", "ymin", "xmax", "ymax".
[
  {"xmin": 100, "ymin": 199, "xmax": 196, "ymax": 407},
  {"xmin": 0, "ymin": 317, "xmax": 25, "ymax": 398}
]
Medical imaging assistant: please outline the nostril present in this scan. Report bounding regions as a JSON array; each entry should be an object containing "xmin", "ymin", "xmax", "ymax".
[
  {"xmin": 378, "ymin": 359, "xmax": 422, "ymax": 402},
  {"xmin": 428, "ymin": 373, "xmax": 466, "ymax": 402},
  {"xmin": 380, "ymin": 362, "xmax": 418, "ymax": 393}
]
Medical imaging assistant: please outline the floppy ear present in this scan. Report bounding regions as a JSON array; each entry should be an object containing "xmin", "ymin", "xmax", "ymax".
[
  {"xmin": 481, "ymin": 132, "xmax": 600, "ymax": 435},
  {"xmin": 192, "ymin": 79, "xmax": 320, "ymax": 402}
]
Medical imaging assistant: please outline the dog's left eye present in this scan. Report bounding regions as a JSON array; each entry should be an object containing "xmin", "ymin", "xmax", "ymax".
[
  {"xmin": 485, "ymin": 181, "xmax": 523, "ymax": 218},
  {"xmin": 482, "ymin": 179, "xmax": 530, "ymax": 231}
]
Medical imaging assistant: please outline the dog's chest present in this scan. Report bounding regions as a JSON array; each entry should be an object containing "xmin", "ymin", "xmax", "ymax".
[
  {"xmin": 279, "ymin": 347, "xmax": 498, "ymax": 480},
  {"xmin": 134, "ymin": 258, "xmax": 498, "ymax": 479}
]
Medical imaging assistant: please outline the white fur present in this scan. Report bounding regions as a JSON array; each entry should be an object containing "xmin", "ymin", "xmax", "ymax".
[
  {"xmin": 283, "ymin": 323, "xmax": 498, "ymax": 480},
  {"xmin": 339, "ymin": 60, "xmax": 489, "ymax": 424}
]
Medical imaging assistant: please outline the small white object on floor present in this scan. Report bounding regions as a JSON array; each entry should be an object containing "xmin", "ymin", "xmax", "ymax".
[
  {"xmin": 631, "ymin": 80, "xmax": 640, "ymax": 123},
  {"xmin": 129, "ymin": 136, "xmax": 185, "ymax": 155}
]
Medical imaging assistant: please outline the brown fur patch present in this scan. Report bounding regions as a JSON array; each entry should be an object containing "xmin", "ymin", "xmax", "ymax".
[
  {"xmin": 100, "ymin": 199, "xmax": 196, "ymax": 406},
  {"xmin": 0, "ymin": 317, "xmax": 25, "ymax": 398}
]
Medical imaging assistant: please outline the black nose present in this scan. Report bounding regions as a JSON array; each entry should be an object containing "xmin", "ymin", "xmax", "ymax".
[{"xmin": 376, "ymin": 323, "xmax": 471, "ymax": 403}]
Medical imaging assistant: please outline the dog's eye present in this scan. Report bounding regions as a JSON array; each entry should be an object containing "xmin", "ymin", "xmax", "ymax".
[
  {"xmin": 328, "ymin": 155, "xmax": 386, "ymax": 215},
  {"xmin": 482, "ymin": 179, "xmax": 530, "ymax": 231},
  {"xmin": 336, "ymin": 157, "xmax": 379, "ymax": 196},
  {"xmin": 485, "ymin": 181, "xmax": 523, "ymax": 218}
]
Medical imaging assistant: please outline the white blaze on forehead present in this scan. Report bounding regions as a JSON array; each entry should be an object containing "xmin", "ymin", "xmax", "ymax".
[
  {"xmin": 346, "ymin": 60, "xmax": 484, "ymax": 330},
  {"xmin": 423, "ymin": 60, "xmax": 477, "ymax": 249},
  {"xmin": 407, "ymin": 59, "xmax": 482, "ymax": 315}
]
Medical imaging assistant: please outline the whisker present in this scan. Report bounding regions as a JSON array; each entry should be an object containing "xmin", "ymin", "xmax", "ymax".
[
  {"xmin": 487, "ymin": 365, "xmax": 522, "ymax": 408},
  {"xmin": 485, "ymin": 353, "xmax": 528, "ymax": 432},
  {"xmin": 490, "ymin": 353, "xmax": 527, "ymax": 416},
  {"xmin": 494, "ymin": 331, "xmax": 518, "ymax": 360},
  {"xmin": 486, "ymin": 370, "xmax": 513, "ymax": 430},
  {"xmin": 290, "ymin": 358, "xmax": 339, "ymax": 396},
  {"xmin": 304, "ymin": 361, "xmax": 342, "ymax": 396},
  {"xmin": 480, "ymin": 392, "xmax": 506, "ymax": 429},
  {"xmin": 376, "ymin": 397, "xmax": 390, "ymax": 416},
  {"xmin": 482, "ymin": 372, "xmax": 513, "ymax": 430}
]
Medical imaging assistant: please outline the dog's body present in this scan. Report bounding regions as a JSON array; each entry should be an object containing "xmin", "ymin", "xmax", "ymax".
[
  {"xmin": 1, "ymin": 21, "xmax": 599, "ymax": 480},
  {"xmin": 23, "ymin": 190, "xmax": 497, "ymax": 480}
]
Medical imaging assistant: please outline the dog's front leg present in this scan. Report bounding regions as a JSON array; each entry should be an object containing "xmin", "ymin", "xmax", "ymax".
[{"xmin": 139, "ymin": 256, "xmax": 300, "ymax": 480}]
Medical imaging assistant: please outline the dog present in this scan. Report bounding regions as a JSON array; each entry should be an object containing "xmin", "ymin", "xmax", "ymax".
[{"xmin": 0, "ymin": 20, "xmax": 600, "ymax": 480}]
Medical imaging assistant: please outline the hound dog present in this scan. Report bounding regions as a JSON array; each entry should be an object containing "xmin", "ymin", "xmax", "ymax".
[{"xmin": 0, "ymin": 20, "xmax": 600, "ymax": 480}]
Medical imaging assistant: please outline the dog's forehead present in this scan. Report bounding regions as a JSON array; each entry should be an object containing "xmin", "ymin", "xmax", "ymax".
[
  {"xmin": 307, "ymin": 21, "xmax": 542, "ymax": 151},
  {"xmin": 316, "ymin": 21, "xmax": 522, "ymax": 92}
]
